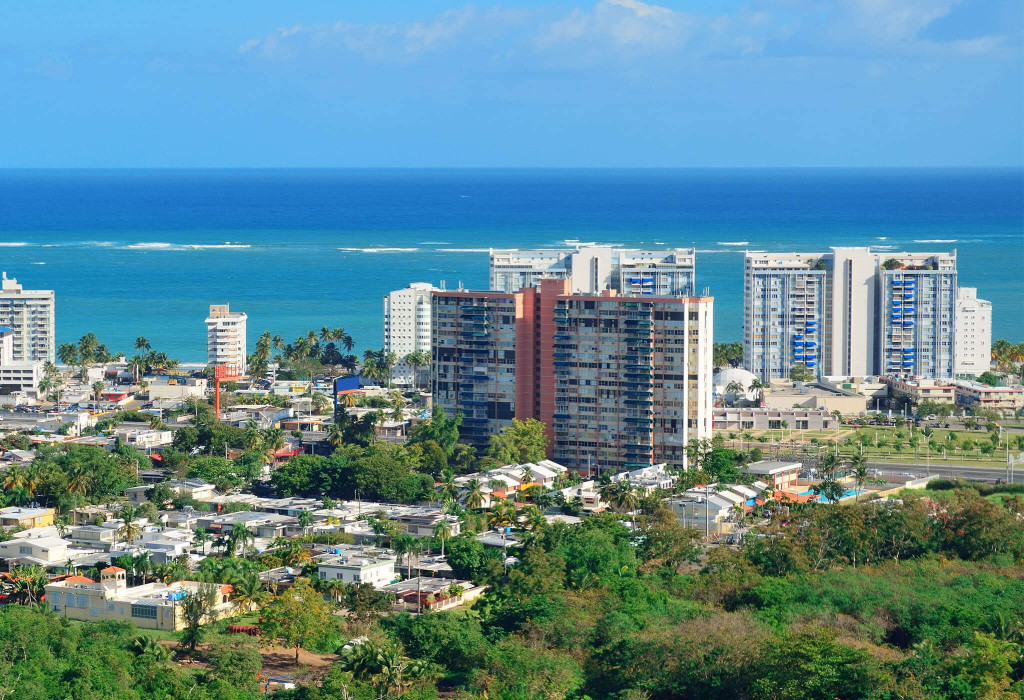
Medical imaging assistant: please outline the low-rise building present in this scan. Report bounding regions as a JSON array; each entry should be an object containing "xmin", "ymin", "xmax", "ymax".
[
  {"xmin": 147, "ymin": 377, "xmax": 208, "ymax": 401},
  {"xmin": 316, "ymin": 549, "xmax": 396, "ymax": 588},
  {"xmin": 764, "ymin": 380, "xmax": 870, "ymax": 414},
  {"xmin": 0, "ymin": 506, "xmax": 55, "ymax": 530},
  {"xmin": 114, "ymin": 428, "xmax": 173, "ymax": 449},
  {"xmin": 125, "ymin": 479, "xmax": 217, "ymax": 505},
  {"xmin": 713, "ymin": 407, "xmax": 838, "ymax": 431},
  {"xmin": 883, "ymin": 377, "xmax": 956, "ymax": 406},
  {"xmin": 46, "ymin": 567, "xmax": 236, "ymax": 630},
  {"xmin": 953, "ymin": 381, "xmax": 1024, "ymax": 417},
  {"xmin": 382, "ymin": 577, "xmax": 487, "ymax": 612},
  {"xmin": 391, "ymin": 509, "xmax": 461, "ymax": 539},
  {"xmin": 67, "ymin": 525, "xmax": 117, "ymax": 550},
  {"xmin": 743, "ymin": 460, "xmax": 801, "ymax": 491},
  {"xmin": 0, "ymin": 534, "xmax": 76, "ymax": 564},
  {"xmin": 608, "ymin": 463, "xmax": 675, "ymax": 494}
]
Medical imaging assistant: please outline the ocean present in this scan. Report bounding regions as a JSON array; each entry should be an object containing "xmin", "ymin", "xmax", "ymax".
[{"xmin": 0, "ymin": 168, "xmax": 1020, "ymax": 361}]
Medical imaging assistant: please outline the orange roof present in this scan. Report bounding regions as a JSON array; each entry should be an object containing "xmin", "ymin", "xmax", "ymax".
[
  {"xmin": 776, "ymin": 490, "xmax": 819, "ymax": 504},
  {"xmin": 64, "ymin": 575, "xmax": 95, "ymax": 583},
  {"xmin": 101, "ymin": 566, "xmax": 126, "ymax": 573},
  {"xmin": 219, "ymin": 584, "xmax": 234, "ymax": 594}
]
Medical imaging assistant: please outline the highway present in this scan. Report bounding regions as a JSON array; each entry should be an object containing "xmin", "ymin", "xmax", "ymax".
[{"xmin": 864, "ymin": 460, "xmax": 1023, "ymax": 484}]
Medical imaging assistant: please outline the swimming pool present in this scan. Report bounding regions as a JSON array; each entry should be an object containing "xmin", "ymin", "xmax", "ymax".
[{"xmin": 798, "ymin": 489, "xmax": 865, "ymax": 503}]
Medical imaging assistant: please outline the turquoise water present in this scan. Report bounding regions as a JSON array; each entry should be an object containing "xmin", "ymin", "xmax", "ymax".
[
  {"xmin": 799, "ymin": 489, "xmax": 866, "ymax": 502},
  {"xmin": 0, "ymin": 168, "xmax": 1020, "ymax": 360}
]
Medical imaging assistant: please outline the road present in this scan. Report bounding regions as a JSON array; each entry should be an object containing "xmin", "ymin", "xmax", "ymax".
[{"xmin": 865, "ymin": 460, "xmax": 1023, "ymax": 483}]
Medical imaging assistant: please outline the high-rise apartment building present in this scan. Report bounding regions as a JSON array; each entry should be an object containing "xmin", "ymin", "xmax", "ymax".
[
  {"xmin": 0, "ymin": 272, "xmax": 55, "ymax": 363},
  {"xmin": 490, "ymin": 247, "xmax": 696, "ymax": 296},
  {"xmin": 383, "ymin": 283, "xmax": 440, "ymax": 387},
  {"xmin": 205, "ymin": 304, "xmax": 247, "ymax": 375},
  {"xmin": 430, "ymin": 290, "xmax": 521, "ymax": 450},
  {"xmin": 430, "ymin": 280, "xmax": 713, "ymax": 472},
  {"xmin": 743, "ymin": 249, "xmax": 957, "ymax": 381},
  {"xmin": 953, "ymin": 287, "xmax": 991, "ymax": 377},
  {"xmin": 875, "ymin": 253, "xmax": 957, "ymax": 380},
  {"xmin": 743, "ymin": 252, "xmax": 827, "ymax": 381}
]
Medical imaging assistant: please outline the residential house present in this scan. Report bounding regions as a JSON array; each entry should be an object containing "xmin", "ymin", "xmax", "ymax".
[
  {"xmin": 0, "ymin": 506, "xmax": 55, "ymax": 530},
  {"xmin": 46, "ymin": 567, "xmax": 236, "ymax": 630}
]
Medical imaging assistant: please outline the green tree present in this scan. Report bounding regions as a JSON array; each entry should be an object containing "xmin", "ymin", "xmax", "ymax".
[
  {"xmin": 178, "ymin": 583, "xmax": 217, "ymax": 653},
  {"xmin": 485, "ymin": 418, "xmax": 548, "ymax": 466},
  {"xmin": 259, "ymin": 578, "xmax": 334, "ymax": 663}
]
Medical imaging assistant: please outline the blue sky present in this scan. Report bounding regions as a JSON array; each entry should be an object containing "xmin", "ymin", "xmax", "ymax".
[{"xmin": 1, "ymin": 0, "xmax": 1021, "ymax": 166}]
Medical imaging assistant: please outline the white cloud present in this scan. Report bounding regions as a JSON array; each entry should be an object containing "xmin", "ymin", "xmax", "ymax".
[
  {"xmin": 537, "ymin": 0, "xmax": 696, "ymax": 54},
  {"xmin": 233, "ymin": 0, "xmax": 1018, "ymax": 67}
]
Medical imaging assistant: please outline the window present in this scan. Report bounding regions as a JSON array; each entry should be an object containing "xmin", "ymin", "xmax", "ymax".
[
  {"xmin": 50, "ymin": 591, "xmax": 60, "ymax": 604},
  {"xmin": 131, "ymin": 605, "xmax": 158, "ymax": 620},
  {"xmin": 18, "ymin": 546, "xmax": 32, "ymax": 555}
]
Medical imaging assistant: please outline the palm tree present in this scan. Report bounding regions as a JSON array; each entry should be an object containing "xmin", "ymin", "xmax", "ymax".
[
  {"xmin": 488, "ymin": 499, "xmax": 517, "ymax": 530},
  {"xmin": 134, "ymin": 551, "xmax": 152, "ymax": 585},
  {"xmin": 228, "ymin": 523, "xmax": 255, "ymax": 557},
  {"xmin": 392, "ymin": 533, "xmax": 419, "ymax": 579},
  {"xmin": 519, "ymin": 465, "xmax": 534, "ymax": 487},
  {"xmin": 117, "ymin": 505, "xmax": 143, "ymax": 546},
  {"xmin": 262, "ymin": 428, "xmax": 285, "ymax": 459},
  {"xmin": 91, "ymin": 380, "xmax": 105, "ymax": 404},
  {"xmin": 243, "ymin": 420, "xmax": 263, "ymax": 451},
  {"xmin": 298, "ymin": 509, "xmax": 314, "ymax": 533},
  {"xmin": 436, "ymin": 471, "xmax": 459, "ymax": 504},
  {"xmin": 230, "ymin": 572, "xmax": 265, "ymax": 613},
  {"xmin": 724, "ymin": 380, "xmax": 746, "ymax": 404},
  {"xmin": 749, "ymin": 378, "xmax": 768, "ymax": 404},
  {"xmin": 522, "ymin": 504, "xmax": 547, "ymax": 532},
  {"xmin": 462, "ymin": 479, "xmax": 484, "ymax": 509},
  {"xmin": 192, "ymin": 527, "xmax": 209, "ymax": 556},
  {"xmin": 327, "ymin": 422, "xmax": 344, "ymax": 449},
  {"xmin": 135, "ymin": 336, "xmax": 151, "ymax": 353},
  {"xmin": 432, "ymin": 520, "xmax": 452, "ymax": 557},
  {"xmin": 57, "ymin": 342, "xmax": 80, "ymax": 368},
  {"xmin": 133, "ymin": 635, "xmax": 172, "ymax": 662},
  {"xmin": 128, "ymin": 354, "xmax": 147, "ymax": 383},
  {"xmin": 37, "ymin": 376, "xmax": 54, "ymax": 402}
]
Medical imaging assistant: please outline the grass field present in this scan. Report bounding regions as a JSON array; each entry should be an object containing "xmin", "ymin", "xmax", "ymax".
[{"xmin": 717, "ymin": 423, "xmax": 1016, "ymax": 466}]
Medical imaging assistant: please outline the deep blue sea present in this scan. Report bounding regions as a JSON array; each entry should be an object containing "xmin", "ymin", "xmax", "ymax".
[{"xmin": 0, "ymin": 169, "xmax": 1020, "ymax": 361}]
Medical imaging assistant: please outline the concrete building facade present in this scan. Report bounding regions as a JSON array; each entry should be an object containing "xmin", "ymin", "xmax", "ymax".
[
  {"xmin": 0, "ymin": 325, "xmax": 42, "ymax": 399},
  {"xmin": 205, "ymin": 304, "xmax": 247, "ymax": 375},
  {"xmin": 953, "ymin": 381, "xmax": 1024, "ymax": 417},
  {"xmin": 0, "ymin": 273, "xmax": 55, "ymax": 363},
  {"xmin": 431, "ymin": 290, "xmax": 521, "ymax": 451},
  {"xmin": 954, "ymin": 287, "xmax": 992, "ymax": 377},
  {"xmin": 431, "ymin": 280, "xmax": 714, "ymax": 472},
  {"xmin": 46, "ymin": 568, "xmax": 236, "ymax": 631},
  {"xmin": 383, "ymin": 282, "xmax": 440, "ymax": 387},
  {"xmin": 490, "ymin": 247, "xmax": 696, "ymax": 296},
  {"xmin": 743, "ymin": 249, "xmax": 958, "ymax": 381}
]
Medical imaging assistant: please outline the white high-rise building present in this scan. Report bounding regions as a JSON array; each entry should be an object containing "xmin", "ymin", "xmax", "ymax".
[
  {"xmin": 490, "ymin": 247, "xmax": 696, "ymax": 296},
  {"xmin": 743, "ymin": 249, "xmax": 958, "ymax": 381},
  {"xmin": 0, "ymin": 325, "xmax": 43, "ymax": 399},
  {"xmin": 383, "ymin": 283, "xmax": 439, "ymax": 387},
  {"xmin": 205, "ymin": 304, "xmax": 247, "ymax": 375},
  {"xmin": 0, "ymin": 272, "xmax": 55, "ymax": 363},
  {"xmin": 954, "ymin": 288, "xmax": 991, "ymax": 377}
]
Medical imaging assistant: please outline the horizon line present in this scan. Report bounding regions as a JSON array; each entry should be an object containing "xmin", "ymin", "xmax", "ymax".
[{"xmin": 0, "ymin": 165, "xmax": 1021, "ymax": 172}]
